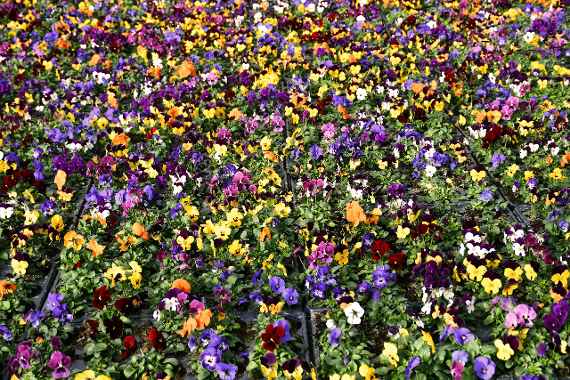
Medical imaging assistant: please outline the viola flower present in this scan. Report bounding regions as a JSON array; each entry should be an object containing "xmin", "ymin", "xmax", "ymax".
[
  {"xmin": 453, "ymin": 327, "xmax": 475, "ymax": 345},
  {"xmin": 147, "ymin": 327, "xmax": 165, "ymax": 351},
  {"xmin": 215, "ymin": 362, "xmax": 238, "ymax": 380},
  {"xmin": 0, "ymin": 324, "xmax": 13, "ymax": 341},
  {"xmin": 47, "ymin": 351, "xmax": 72, "ymax": 379},
  {"xmin": 342, "ymin": 302, "xmax": 365, "ymax": 325},
  {"xmin": 92, "ymin": 286, "xmax": 111, "ymax": 309},
  {"xmin": 474, "ymin": 356, "xmax": 495, "ymax": 380},
  {"xmin": 329, "ymin": 327, "xmax": 341, "ymax": 347}
]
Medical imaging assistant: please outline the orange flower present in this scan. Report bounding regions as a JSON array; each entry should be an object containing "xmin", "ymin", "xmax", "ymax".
[
  {"xmin": 346, "ymin": 201, "xmax": 366, "ymax": 227},
  {"xmin": 195, "ymin": 309, "xmax": 212, "ymax": 330},
  {"xmin": 87, "ymin": 239, "xmax": 105, "ymax": 258},
  {"xmin": 175, "ymin": 60, "xmax": 196, "ymax": 79},
  {"xmin": 54, "ymin": 170, "xmax": 67, "ymax": 191},
  {"xmin": 259, "ymin": 226, "xmax": 272, "ymax": 242},
  {"xmin": 171, "ymin": 279, "xmax": 191, "ymax": 293},
  {"xmin": 112, "ymin": 133, "xmax": 130, "ymax": 146},
  {"xmin": 411, "ymin": 82, "xmax": 424, "ymax": 95},
  {"xmin": 178, "ymin": 317, "xmax": 197, "ymax": 337},
  {"xmin": 0, "ymin": 280, "xmax": 16, "ymax": 300},
  {"xmin": 132, "ymin": 223, "xmax": 149, "ymax": 240}
]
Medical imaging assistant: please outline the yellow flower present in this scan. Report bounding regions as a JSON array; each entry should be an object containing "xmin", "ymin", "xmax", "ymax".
[
  {"xmin": 524, "ymin": 264, "xmax": 537, "ymax": 281},
  {"xmin": 260, "ymin": 136, "xmax": 272, "ymax": 151},
  {"xmin": 176, "ymin": 235, "xmax": 194, "ymax": 250},
  {"xmin": 75, "ymin": 370, "xmax": 96, "ymax": 380},
  {"xmin": 260, "ymin": 365, "xmax": 277, "ymax": 380},
  {"xmin": 214, "ymin": 224, "xmax": 231, "ymax": 240},
  {"xmin": 422, "ymin": 331, "xmax": 436, "ymax": 354},
  {"xmin": 11, "ymin": 259, "xmax": 28, "ymax": 276},
  {"xmin": 358, "ymin": 364, "xmax": 376, "ymax": 380},
  {"xmin": 481, "ymin": 277, "xmax": 502, "ymax": 294},
  {"xmin": 50, "ymin": 214, "xmax": 64, "ymax": 231},
  {"xmin": 506, "ymin": 164, "xmax": 519, "ymax": 177},
  {"xmin": 226, "ymin": 208, "xmax": 243, "ymax": 227},
  {"xmin": 382, "ymin": 342, "xmax": 399, "ymax": 367},
  {"xmin": 274, "ymin": 202, "xmax": 291, "ymax": 218},
  {"xmin": 495, "ymin": 339, "xmax": 515, "ymax": 361},
  {"xmin": 129, "ymin": 271, "xmax": 142, "ymax": 289},
  {"xmin": 334, "ymin": 250, "xmax": 349, "ymax": 266},
  {"xmin": 283, "ymin": 366, "xmax": 303, "ymax": 380},
  {"xmin": 104, "ymin": 264, "xmax": 126, "ymax": 287},
  {"xmin": 465, "ymin": 261, "xmax": 487, "ymax": 282},
  {"xmin": 504, "ymin": 267, "xmax": 523, "ymax": 282},
  {"xmin": 470, "ymin": 169, "xmax": 486, "ymax": 182},
  {"xmin": 552, "ymin": 270, "xmax": 569, "ymax": 288},
  {"xmin": 396, "ymin": 225, "xmax": 411, "ymax": 240}
]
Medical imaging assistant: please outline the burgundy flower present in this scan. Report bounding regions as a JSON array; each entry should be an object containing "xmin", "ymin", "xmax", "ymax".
[
  {"xmin": 371, "ymin": 239, "xmax": 391, "ymax": 260},
  {"xmin": 93, "ymin": 286, "xmax": 111, "ymax": 309},
  {"xmin": 103, "ymin": 316, "xmax": 123, "ymax": 339},
  {"xmin": 261, "ymin": 323, "xmax": 285, "ymax": 351},
  {"xmin": 147, "ymin": 327, "xmax": 165, "ymax": 351}
]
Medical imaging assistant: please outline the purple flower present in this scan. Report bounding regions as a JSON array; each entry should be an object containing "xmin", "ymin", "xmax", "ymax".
[
  {"xmin": 544, "ymin": 300, "xmax": 569, "ymax": 337},
  {"xmin": 405, "ymin": 356, "xmax": 421, "ymax": 380},
  {"xmin": 273, "ymin": 319, "xmax": 292, "ymax": 343},
  {"xmin": 491, "ymin": 153, "xmax": 506, "ymax": 169},
  {"xmin": 453, "ymin": 327, "xmax": 475, "ymax": 345},
  {"xmin": 452, "ymin": 350, "xmax": 469, "ymax": 364},
  {"xmin": 474, "ymin": 356, "xmax": 496, "ymax": 380},
  {"xmin": 47, "ymin": 351, "xmax": 71, "ymax": 379},
  {"xmin": 26, "ymin": 310, "xmax": 44, "ymax": 328},
  {"xmin": 200, "ymin": 347, "xmax": 221, "ymax": 371},
  {"xmin": 269, "ymin": 276, "xmax": 285, "ymax": 294},
  {"xmin": 0, "ymin": 324, "xmax": 13, "ymax": 341},
  {"xmin": 480, "ymin": 188, "xmax": 493, "ymax": 202},
  {"xmin": 371, "ymin": 265, "xmax": 396, "ymax": 289},
  {"xmin": 215, "ymin": 362, "xmax": 237, "ymax": 380},
  {"xmin": 536, "ymin": 342, "xmax": 548, "ymax": 357},
  {"xmin": 46, "ymin": 293, "xmax": 73, "ymax": 323},
  {"xmin": 309, "ymin": 144, "xmax": 323, "ymax": 160},
  {"xmin": 328, "ymin": 327, "xmax": 341, "ymax": 347},
  {"xmin": 282, "ymin": 287, "xmax": 299, "ymax": 305},
  {"xmin": 8, "ymin": 341, "xmax": 34, "ymax": 371}
]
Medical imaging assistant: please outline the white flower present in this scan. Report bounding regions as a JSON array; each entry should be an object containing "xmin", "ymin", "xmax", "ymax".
[
  {"xmin": 326, "ymin": 319, "xmax": 337, "ymax": 330},
  {"xmin": 164, "ymin": 297, "xmax": 180, "ymax": 312},
  {"xmin": 425, "ymin": 165, "xmax": 436, "ymax": 177},
  {"xmin": 153, "ymin": 309, "xmax": 161, "ymax": 321},
  {"xmin": 356, "ymin": 88, "xmax": 367, "ymax": 101},
  {"xmin": 0, "ymin": 207, "xmax": 14, "ymax": 219},
  {"xmin": 343, "ymin": 302, "xmax": 365, "ymax": 325}
]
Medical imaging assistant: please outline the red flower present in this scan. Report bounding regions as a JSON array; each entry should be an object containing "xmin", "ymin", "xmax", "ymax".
[
  {"xmin": 371, "ymin": 239, "xmax": 391, "ymax": 261},
  {"xmin": 121, "ymin": 335, "xmax": 137, "ymax": 359},
  {"xmin": 123, "ymin": 335, "xmax": 137, "ymax": 351},
  {"xmin": 147, "ymin": 327, "xmax": 165, "ymax": 351},
  {"xmin": 388, "ymin": 252, "xmax": 407, "ymax": 270},
  {"xmin": 92, "ymin": 285, "xmax": 111, "ymax": 309},
  {"xmin": 261, "ymin": 323, "xmax": 285, "ymax": 351}
]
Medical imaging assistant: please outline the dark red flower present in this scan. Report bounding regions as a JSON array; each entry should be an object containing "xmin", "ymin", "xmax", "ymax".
[
  {"xmin": 123, "ymin": 335, "xmax": 137, "ymax": 352},
  {"xmin": 261, "ymin": 323, "xmax": 285, "ymax": 351},
  {"xmin": 93, "ymin": 285, "xmax": 111, "ymax": 309},
  {"xmin": 147, "ymin": 327, "xmax": 165, "ymax": 351},
  {"xmin": 371, "ymin": 239, "xmax": 391, "ymax": 261},
  {"xmin": 104, "ymin": 316, "xmax": 123, "ymax": 339},
  {"xmin": 388, "ymin": 252, "xmax": 407, "ymax": 270}
]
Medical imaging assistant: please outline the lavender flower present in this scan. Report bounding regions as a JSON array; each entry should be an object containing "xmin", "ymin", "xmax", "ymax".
[{"xmin": 474, "ymin": 356, "xmax": 495, "ymax": 380}]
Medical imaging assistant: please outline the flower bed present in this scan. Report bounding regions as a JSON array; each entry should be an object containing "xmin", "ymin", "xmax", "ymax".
[{"xmin": 1, "ymin": 0, "xmax": 569, "ymax": 379}]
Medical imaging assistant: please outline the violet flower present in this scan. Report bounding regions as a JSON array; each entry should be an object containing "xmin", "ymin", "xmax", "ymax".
[
  {"xmin": 474, "ymin": 356, "xmax": 495, "ymax": 380},
  {"xmin": 47, "ymin": 351, "xmax": 72, "ymax": 379}
]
